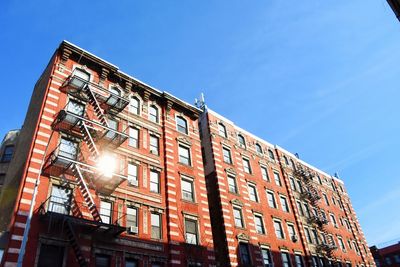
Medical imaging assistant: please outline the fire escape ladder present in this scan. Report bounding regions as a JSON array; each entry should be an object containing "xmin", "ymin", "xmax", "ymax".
[
  {"xmin": 72, "ymin": 164, "xmax": 102, "ymax": 222},
  {"xmin": 85, "ymin": 85, "xmax": 109, "ymax": 128},
  {"xmin": 79, "ymin": 121, "xmax": 100, "ymax": 160},
  {"xmin": 65, "ymin": 219, "xmax": 88, "ymax": 267}
]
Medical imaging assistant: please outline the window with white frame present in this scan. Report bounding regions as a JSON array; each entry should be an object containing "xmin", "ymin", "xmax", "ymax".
[
  {"xmin": 151, "ymin": 213, "xmax": 161, "ymax": 239},
  {"xmin": 296, "ymin": 201, "xmax": 304, "ymax": 216},
  {"xmin": 129, "ymin": 127, "xmax": 139, "ymax": 148},
  {"xmin": 287, "ymin": 223, "xmax": 296, "ymax": 239},
  {"xmin": 185, "ymin": 217, "xmax": 199, "ymax": 245},
  {"xmin": 281, "ymin": 252, "xmax": 292, "ymax": 267},
  {"xmin": 296, "ymin": 180, "xmax": 303, "ymax": 193},
  {"xmin": 280, "ymin": 196, "xmax": 289, "ymax": 212},
  {"xmin": 181, "ymin": 176, "xmax": 195, "ymax": 202},
  {"xmin": 289, "ymin": 177, "xmax": 296, "ymax": 191},
  {"xmin": 100, "ymin": 201, "xmax": 112, "ymax": 224},
  {"xmin": 218, "ymin": 123, "xmax": 227, "ymax": 138},
  {"xmin": 273, "ymin": 220, "xmax": 284, "ymax": 239},
  {"xmin": 178, "ymin": 145, "xmax": 191, "ymax": 165},
  {"xmin": 256, "ymin": 143, "xmax": 263, "ymax": 154},
  {"xmin": 129, "ymin": 96, "xmax": 140, "ymax": 114},
  {"xmin": 311, "ymin": 229, "xmax": 319, "ymax": 244},
  {"xmin": 267, "ymin": 191, "xmax": 277, "ymax": 208},
  {"xmin": 227, "ymin": 175, "xmax": 238, "ymax": 194},
  {"xmin": 261, "ymin": 166, "xmax": 269, "ymax": 181},
  {"xmin": 238, "ymin": 134, "xmax": 246, "ymax": 148},
  {"xmin": 126, "ymin": 207, "xmax": 138, "ymax": 228},
  {"xmin": 242, "ymin": 158, "xmax": 251, "ymax": 174},
  {"xmin": 330, "ymin": 214, "xmax": 337, "ymax": 227},
  {"xmin": 127, "ymin": 163, "xmax": 138, "ymax": 186},
  {"xmin": 59, "ymin": 138, "xmax": 78, "ymax": 160},
  {"xmin": 261, "ymin": 248, "xmax": 273, "ymax": 267},
  {"xmin": 66, "ymin": 99, "xmax": 85, "ymax": 116},
  {"xmin": 49, "ymin": 185, "xmax": 71, "ymax": 215},
  {"xmin": 304, "ymin": 227, "xmax": 312, "ymax": 243},
  {"xmin": 294, "ymin": 255, "xmax": 304, "ymax": 267},
  {"xmin": 149, "ymin": 135, "xmax": 159, "ymax": 155},
  {"xmin": 268, "ymin": 149, "xmax": 275, "ymax": 160},
  {"xmin": 149, "ymin": 105, "xmax": 159, "ymax": 123},
  {"xmin": 222, "ymin": 147, "xmax": 232, "ymax": 164},
  {"xmin": 150, "ymin": 170, "xmax": 160, "ymax": 193},
  {"xmin": 106, "ymin": 119, "xmax": 118, "ymax": 139},
  {"xmin": 273, "ymin": 171, "xmax": 282, "ymax": 186},
  {"xmin": 323, "ymin": 193, "xmax": 330, "ymax": 206},
  {"xmin": 248, "ymin": 183, "xmax": 258, "ymax": 202},
  {"xmin": 233, "ymin": 207, "xmax": 244, "ymax": 228},
  {"xmin": 254, "ymin": 214, "xmax": 265, "ymax": 234},
  {"xmin": 176, "ymin": 116, "xmax": 188, "ymax": 134},
  {"xmin": 338, "ymin": 236, "xmax": 346, "ymax": 251}
]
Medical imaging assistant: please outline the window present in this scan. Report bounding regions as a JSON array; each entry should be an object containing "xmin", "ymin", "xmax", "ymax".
[
  {"xmin": 126, "ymin": 207, "xmax": 138, "ymax": 228},
  {"xmin": 242, "ymin": 158, "xmax": 251, "ymax": 174},
  {"xmin": 256, "ymin": 143, "xmax": 263, "ymax": 154},
  {"xmin": 129, "ymin": 127, "xmax": 139, "ymax": 148},
  {"xmin": 176, "ymin": 116, "xmax": 188, "ymax": 134},
  {"xmin": 294, "ymin": 255, "xmax": 304, "ymax": 267},
  {"xmin": 150, "ymin": 170, "xmax": 160, "ymax": 193},
  {"xmin": 72, "ymin": 68, "xmax": 90, "ymax": 88},
  {"xmin": 222, "ymin": 147, "xmax": 232, "ymax": 164},
  {"xmin": 227, "ymin": 175, "xmax": 238, "ymax": 193},
  {"xmin": 303, "ymin": 203, "xmax": 311, "ymax": 218},
  {"xmin": 283, "ymin": 156, "xmax": 289, "ymax": 165},
  {"xmin": 338, "ymin": 237, "xmax": 345, "ymax": 250},
  {"xmin": 394, "ymin": 255, "xmax": 400, "ymax": 264},
  {"xmin": 261, "ymin": 248, "xmax": 273, "ymax": 267},
  {"xmin": 129, "ymin": 96, "xmax": 140, "ymax": 114},
  {"xmin": 287, "ymin": 224, "xmax": 296, "ymax": 239},
  {"xmin": 59, "ymin": 138, "xmax": 78, "ymax": 160},
  {"xmin": 185, "ymin": 218, "xmax": 198, "ymax": 245},
  {"xmin": 268, "ymin": 149, "xmax": 275, "ymax": 160},
  {"xmin": 181, "ymin": 177, "xmax": 195, "ymax": 202},
  {"xmin": 261, "ymin": 167, "xmax": 269, "ymax": 181},
  {"xmin": 37, "ymin": 244, "xmax": 65, "ymax": 267},
  {"xmin": 304, "ymin": 228, "xmax": 312, "ymax": 243},
  {"xmin": 311, "ymin": 256, "xmax": 319, "ymax": 267},
  {"xmin": 178, "ymin": 145, "xmax": 191, "ymax": 165},
  {"xmin": 100, "ymin": 201, "xmax": 112, "ymax": 224},
  {"xmin": 274, "ymin": 220, "xmax": 284, "ymax": 239},
  {"xmin": 296, "ymin": 201, "xmax": 304, "ymax": 216},
  {"xmin": 96, "ymin": 254, "xmax": 111, "ymax": 267},
  {"xmin": 280, "ymin": 196, "xmax": 289, "ymax": 212},
  {"xmin": 254, "ymin": 214, "xmax": 265, "ymax": 234},
  {"xmin": 150, "ymin": 135, "xmax": 159, "ymax": 155},
  {"xmin": 233, "ymin": 207, "xmax": 244, "ymax": 228},
  {"xmin": 238, "ymin": 134, "xmax": 246, "ymax": 148},
  {"xmin": 273, "ymin": 172, "xmax": 282, "ymax": 186},
  {"xmin": 248, "ymin": 184, "xmax": 258, "ymax": 202},
  {"xmin": 127, "ymin": 163, "xmax": 138, "ymax": 186},
  {"xmin": 296, "ymin": 180, "xmax": 303, "ymax": 193},
  {"xmin": 151, "ymin": 213, "xmax": 161, "ymax": 239},
  {"xmin": 330, "ymin": 214, "xmax": 337, "ymax": 227},
  {"xmin": 149, "ymin": 105, "xmax": 159, "ymax": 123},
  {"xmin": 319, "ymin": 257, "xmax": 326, "ymax": 267},
  {"xmin": 66, "ymin": 100, "xmax": 84, "ymax": 116},
  {"xmin": 218, "ymin": 123, "xmax": 227, "ymax": 137},
  {"xmin": 289, "ymin": 177, "xmax": 296, "ymax": 191},
  {"xmin": 106, "ymin": 119, "xmax": 118, "ymax": 139},
  {"xmin": 317, "ymin": 175, "xmax": 322, "ymax": 185},
  {"xmin": 290, "ymin": 159, "xmax": 295, "ymax": 169},
  {"xmin": 311, "ymin": 229, "xmax": 319, "ymax": 245},
  {"xmin": 332, "ymin": 197, "xmax": 336, "ymax": 206},
  {"xmin": 323, "ymin": 193, "xmax": 330, "ymax": 206},
  {"xmin": 267, "ymin": 191, "xmax": 277, "ymax": 208},
  {"xmin": 49, "ymin": 185, "xmax": 70, "ymax": 214},
  {"xmin": 126, "ymin": 259, "xmax": 139, "ymax": 267},
  {"xmin": 239, "ymin": 243, "xmax": 251, "ymax": 265},
  {"xmin": 281, "ymin": 252, "xmax": 292, "ymax": 267}
]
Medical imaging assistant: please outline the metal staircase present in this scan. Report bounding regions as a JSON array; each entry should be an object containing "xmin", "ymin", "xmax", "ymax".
[
  {"xmin": 85, "ymin": 85, "xmax": 109, "ymax": 127},
  {"xmin": 65, "ymin": 219, "xmax": 88, "ymax": 267}
]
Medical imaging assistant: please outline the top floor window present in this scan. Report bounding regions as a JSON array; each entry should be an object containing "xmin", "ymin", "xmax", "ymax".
[
  {"xmin": 176, "ymin": 116, "xmax": 188, "ymax": 134},
  {"xmin": 238, "ymin": 134, "xmax": 246, "ymax": 148},
  {"xmin": 268, "ymin": 149, "xmax": 275, "ymax": 160},
  {"xmin": 290, "ymin": 159, "xmax": 295, "ymax": 169},
  {"xmin": 149, "ymin": 105, "xmax": 159, "ymax": 123},
  {"xmin": 255, "ymin": 143, "xmax": 263, "ymax": 154},
  {"xmin": 72, "ymin": 68, "xmax": 90, "ymax": 88},
  {"xmin": 110, "ymin": 87, "xmax": 121, "ymax": 96},
  {"xmin": 218, "ymin": 123, "xmax": 227, "ymax": 138},
  {"xmin": 129, "ymin": 96, "xmax": 140, "ymax": 115},
  {"xmin": 2, "ymin": 146, "xmax": 14, "ymax": 162}
]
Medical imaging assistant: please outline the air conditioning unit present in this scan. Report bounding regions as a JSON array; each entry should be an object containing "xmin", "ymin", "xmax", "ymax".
[
  {"xmin": 129, "ymin": 180, "xmax": 139, "ymax": 186},
  {"xmin": 291, "ymin": 235, "xmax": 298, "ymax": 242},
  {"xmin": 127, "ymin": 226, "xmax": 138, "ymax": 234},
  {"xmin": 150, "ymin": 149, "xmax": 158, "ymax": 155}
]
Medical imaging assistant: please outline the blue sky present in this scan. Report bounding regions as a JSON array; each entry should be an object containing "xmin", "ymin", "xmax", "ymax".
[{"xmin": 1, "ymin": 0, "xmax": 399, "ymax": 246}]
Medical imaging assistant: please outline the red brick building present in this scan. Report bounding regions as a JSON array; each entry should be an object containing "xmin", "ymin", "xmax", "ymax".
[
  {"xmin": 0, "ymin": 41, "xmax": 215, "ymax": 267},
  {"xmin": 199, "ymin": 109, "xmax": 374, "ymax": 267},
  {"xmin": 370, "ymin": 242, "xmax": 400, "ymax": 267}
]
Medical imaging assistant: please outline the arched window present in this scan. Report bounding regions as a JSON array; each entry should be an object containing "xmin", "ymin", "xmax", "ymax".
[
  {"xmin": 268, "ymin": 149, "xmax": 275, "ymax": 160},
  {"xmin": 283, "ymin": 156, "xmax": 289, "ymax": 165},
  {"xmin": 218, "ymin": 123, "xmax": 227, "ymax": 138},
  {"xmin": 255, "ymin": 143, "xmax": 263, "ymax": 154},
  {"xmin": 71, "ymin": 68, "xmax": 90, "ymax": 88},
  {"xmin": 130, "ymin": 96, "xmax": 140, "ymax": 115},
  {"xmin": 290, "ymin": 159, "xmax": 295, "ymax": 169},
  {"xmin": 238, "ymin": 134, "xmax": 246, "ymax": 148},
  {"xmin": 110, "ymin": 87, "xmax": 121, "ymax": 96},
  {"xmin": 149, "ymin": 105, "xmax": 159, "ymax": 123},
  {"xmin": 176, "ymin": 116, "xmax": 188, "ymax": 134}
]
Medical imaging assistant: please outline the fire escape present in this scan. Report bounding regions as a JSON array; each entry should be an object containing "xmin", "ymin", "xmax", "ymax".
[
  {"xmin": 39, "ymin": 74, "xmax": 130, "ymax": 267},
  {"xmin": 294, "ymin": 166, "xmax": 337, "ymax": 259}
]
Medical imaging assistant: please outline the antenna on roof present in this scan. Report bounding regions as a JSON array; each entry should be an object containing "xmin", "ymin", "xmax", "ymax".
[
  {"xmin": 195, "ymin": 92, "xmax": 207, "ymax": 111},
  {"xmin": 295, "ymin": 153, "xmax": 299, "ymax": 159},
  {"xmin": 334, "ymin": 172, "xmax": 339, "ymax": 178}
]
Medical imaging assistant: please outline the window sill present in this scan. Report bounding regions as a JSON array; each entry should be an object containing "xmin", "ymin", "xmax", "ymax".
[
  {"xmin": 177, "ymin": 162, "xmax": 193, "ymax": 168},
  {"xmin": 181, "ymin": 199, "xmax": 197, "ymax": 205}
]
